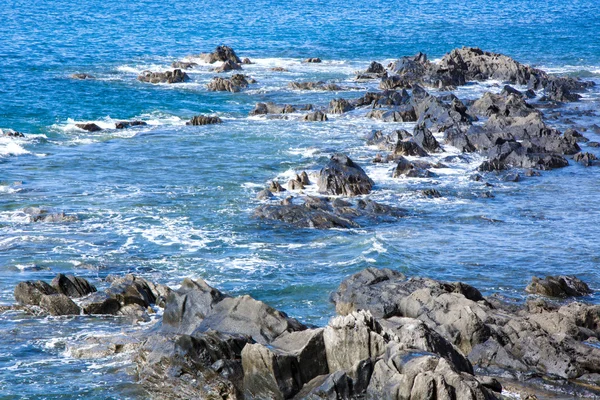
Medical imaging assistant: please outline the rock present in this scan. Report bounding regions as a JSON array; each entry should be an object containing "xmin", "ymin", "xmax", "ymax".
[
  {"xmin": 250, "ymin": 102, "xmax": 296, "ymax": 115},
  {"xmin": 269, "ymin": 180, "xmax": 286, "ymax": 193},
  {"xmin": 51, "ymin": 274, "xmax": 96, "ymax": 298},
  {"xmin": 80, "ymin": 291, "xmax": 122, "ymax": 315},
  {"xmin": 380, "ymin": 75, "xmax": 413, "ymax": 90},
  {"xmin": 328, "ymin": 98, "xmax": 354, "ymax": 114},
  {"xmin": 289, "ymin": 81, "xmax": 343, "ymax": 91},
  {"xmin": 525, "ymin": 276, "xmax": 593, "ymax": 298},
  {"xmin": 137, "ymin": 69, "xmax": 189, "ymax": 84},
  {"xmin": 68, "ymin": 335, "xmax": 141, "ymax": 359},
  {"xmin": 444, "ymin": 126, "xmax": 476, "ymax": 152},
  {"xmin": 207, "ymin": 74, "xmax": 252, "ymax": 92},
  {"xmin": 317, "ymin": 154, "xmax": 374, "ymax": 196},
  {"xmin": 199, "ymin": 45, "xmax": 242, "ymax": 64},
  {"xmin": 105, "ymin": 274, "xmax": 158, "ymax": 308},
  {"xmin": 588, "ymin": 141, "xmax": 600, "ymax": 148},
  {"xmin": 323, "ymin": 311, "xmax": 387, "ymax": 373},
  {"xmin": 242, "ymin": 329, "xmax": 328, "ymax": 399},
  {"xmin": 171, "ymin": 61, "xmax": 197, "ymax": 69},
  {"xmin": 366, "ymin": 106, "xmax": 417, "ymax": 122},
  {"xmin": 2, "ymin": 129, "xmax": 25, "ymax": 137},
  {"xmin": 303, "ymin": 111, "xmax": 328, "ymax": 122},
  {"xmin": 392, "ymin": 139, "xmax": 429, "ymax": 157},
  {"xmin": 39, "ymin": 294, "xmax": 81, "ymax": 316},
  {"xmin": 254, "ymin": 204, "xmax": 359, "ymax": 229},
  {"xmin": 115, "ymin": 120, "xmax": 147, "ymax": 129},
  {"xmin": 70, "ymin": 73, "xmax": 95, "ymax": 80},
  {"xmin": 23, "ymin": 207, "xmax": 78, "ymax": 223},
  {"xmin": 357, "ymin": 61, "xmax": 387, "ymax": 79},
  {"xmin": 271, "ymin": 67, "xmax": 288, "ymax": 72},
  {"xmin": 292, "ymin": 371, "xmax": 353, "ymax": 399},
  {"xmin": 299, "ymin": 171, "xmax": 310, "ymax": 185},
  {"xmin": 256, "ymin": 189, "xmax": 274, "ymax": 200},
  {"xmin": 288, "ymin": 179, "xmax": 304, "ymax": 191},
  {"xmin": 14, "ymin": 280, "xmax": 57, "ymax": 306},
  {"xmin": 242, "ymin": 57, "xmax": 252, "ymax": 64},
  {"xmin": 470, "ymin": 92, "xmax": 537, "ymax": 118},
  {"xmin": 367, "ymin": 344, "xmax": 497, "ymax": 400},
  {"xmin": 135, "ymin": 331, "xmax": 247, "ymax": 399},
  {"xmin": 393, "ymin": 157, "xmax": 432, "ymax": 178},
  {"xmin": 304, "ymin": 58, "xmax": 322, "ymax": 63},
  {"xmin": 564, "ymin": 128, "xmax": 589, "ymax": 143},
  {"xmin": 413, "ymin": 123, "xmax": 442, "ymax": 153},
  {"xmin": 574, "ymin": 152, "xmax": 597, "ymax": 166},
  {"xmin": 76, "ymin": 123, "xmax": 102, "ymax": 132},
  {"xmin": 422, "ymin": 189, "xmax": 441, "ymax": 198},
  {"xmin": 186, "ymin": 115, "xmax": 222, "ymax": 126},
  {"xmin": 214, "ymin": 59, "xmax": 242, "ymax": 73}
]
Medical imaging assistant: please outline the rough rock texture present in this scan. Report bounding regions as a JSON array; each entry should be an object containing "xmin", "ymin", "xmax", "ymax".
[
  {"xmin": 214, "ymin": 60, "xmax": 242, "ymax": 73},
  {"xmin": 39, "ymin": 293, "xmax": 81, "ymax": 316},
  {"xmin": 317, "ymin": 154, "xmax": 374, "ymax": 196},
  {"xmin": 14, "ymin": 280, "xmax": 58, "ymax": 306},
  {"xmin": 199, "ymin": 45, "xmax": 242, "ymax": 64},
  {"xmin": 525, "ymin": 275, "xmax": 593, "ymax": 298},
  {"xmin": 250, "ymin": 102, "xmax": 296, "ymax": 115},
  {"xmin": 137, "ymin": 69, "xmax": 189, "ymax": 84},
  {"xmin": 289, "ymin": 81, "xmax": 343, "ymax": 91},
  {"xmin": 303, "ymin": 110, "xmax": 328, "ymax": 121},
  {"xmin": 51, "ymin": 274, "xmax": 96, "ymax": 298},
  {"xmin": 207, "ymin": 74, "xmax": 253, "ymax": 92},
  {"xmin": 186, "ymin": 115, "xmax": 223, "ymax": 125},
  {"xmin": 171, "ymin": 61, "xmax": 197, "ymax": 69},
  {"xmin": 328, "ymin": 98, "xmax": 354, "ymax": 114}
]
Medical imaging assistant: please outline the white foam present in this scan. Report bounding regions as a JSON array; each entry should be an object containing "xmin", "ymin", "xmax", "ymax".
[{"xmin": 0, "ymin": 137, "xmax": 31, "ymax": 157}]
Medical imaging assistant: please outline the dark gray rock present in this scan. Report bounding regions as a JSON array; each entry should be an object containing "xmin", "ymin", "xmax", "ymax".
[
  {"xmin": 80, "ymin": 291, "xmax": 122, "ymax": 315},
  {"xmin": 303, "ymin": 111, "xmax": 328, "ymax": 122},
  {"xmin": 199, "ymin": 45, "xmax": 242, "ymax": 64},
  {"xmin": 171, "ymin": 61, "xmax": 198, "ymax": 69},
  {"xmin": 115, "ymin": 120, "xmax": 147, "ymax": 129},
  {"xmin": 14, "ymin": 281, "xmax": 57, "ymax": 306},
  {"xmin": 70, "ymin": 73, "xmax": 95, "ymax": 80},
  {"xmin": 413, "ymin": 123, "xmax": 442, "ymax": 153},
  {"xmin": 76, "ymin": 123, "xmax": 102, "ymax": 132},
  {"xmin": 304, "ymin": 58, "xmax": 322, "ymax": 63},
  {"xmin": 137, "ymin": 69, "xmax": 189, "ymax": 84},
  {"xmin": 186, "ymin": 115, "xmax": 222, "ymax": 126},
  {"xmin": 207, "ymin": 74, "xmax": 252, "ymax": 92},
  {"xmin": 254, "ymin": 204, "xmax": 359, "ymax": 229},
  {"xmin": 213, "ymin": 59, "xmax": 242, "ymax": 73},
  {"xmin": 391, "ymin": 139, "xmax": 429, "ymax": 157},
  {"xmin": 289, "ymin": 81, "xmax": 343, "ymax": 91},
  {"xmin": 51, "ymin": 274, "xmax": 96, "ymax": 298},
  {"xmin": 393, "ymin": 157, "xmax": 432, "ymax": 178},
  {"xmin": 574, "ymin": 152, "xmax": 597, "ymax": 166},
  {"xmin": 39, "ymin": 294, "xmax": 81, "ymax": 316},
  {"xmin": 328, "ymin": 98, "xmax": 354, "ymax": 114},
  {"xmin": 250, "ymin": 102, "xmax": 296, "ymax": 115},
  {"xmin": 292, "ymin": 371, "xmax": 353, "ymax": 400},
  {"xmin": 317, "ymin": 154, "xmax": 374, "ymax": 196}
]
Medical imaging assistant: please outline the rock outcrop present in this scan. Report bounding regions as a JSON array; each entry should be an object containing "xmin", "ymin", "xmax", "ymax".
[{"xmin": 137, "ymin": 69, "xmax": 189, "ymax": 84}]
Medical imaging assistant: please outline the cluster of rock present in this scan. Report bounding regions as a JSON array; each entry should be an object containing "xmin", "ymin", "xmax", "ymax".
[
  {"xmin": 288, "ymin": 81, "xmax": 344, "ymax": 91},
  {"xmin": 10, "ymin": 268, "xmax": 597, "ymax": 398},
  {"xmin": 186, "ymin": 115, "xmax": 223, "ymax": 126},
  {"xmin": 12, "ymin": 273, "xmax": 169, "ymax": 321},
  {"xmin": 207, "ymin": 74, "xmax": 255, "ymax": 92},
  {"xmin": 22, "ymin": 207, "xmax": 78, "ymax": 223},
  {"xmin": 75, "ymin": 120, "xmax": 148, "ymax": 132},
  {"xmin": 137, "ymin": 69, "xmax": 189, "ymax": 84}
]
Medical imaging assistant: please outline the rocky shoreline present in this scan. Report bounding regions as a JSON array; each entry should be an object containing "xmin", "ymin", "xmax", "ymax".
[{"xmin": 5, "ymin": 268, "xmax": 599, "ymax": 399}]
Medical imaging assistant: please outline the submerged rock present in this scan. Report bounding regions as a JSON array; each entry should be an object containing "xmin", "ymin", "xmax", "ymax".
[
  {"xmin": 70, "ymin": 73, "xmax": 95, "ymax": 80},
  {"xmin": 76, "ymin": 123, "xmax": 102, "ymax": 132},
  {"xmin": 186, "ymin": 115, "xmax": 222, "ymax": 125},
  {"xmin": 115, "ymin": 120, "xmax": 147, "ymax": 129}
]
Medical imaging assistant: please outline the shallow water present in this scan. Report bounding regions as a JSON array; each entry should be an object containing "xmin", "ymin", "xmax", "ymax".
[{"xmin": 1, "ymin": 0, "xmax": 600, "ymax": 397}]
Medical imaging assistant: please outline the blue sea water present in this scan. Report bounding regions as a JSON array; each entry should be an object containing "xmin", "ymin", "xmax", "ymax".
[{"xmin": 1, "ymin": 0, "xmax": 600, "ymax": 398}]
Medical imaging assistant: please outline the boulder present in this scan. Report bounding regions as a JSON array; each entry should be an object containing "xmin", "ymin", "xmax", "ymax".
[
  {"xmin": 289, "ymin": 81, "xmax": 343, "ymax": 91},
  {"xmin": 292, "ymin": 371, "xmax": 353, "ymax": 399},
  {"xmin": 115, "ymin": 120, "xmax": 147, "ymax": 129},
  {"xmin": 254, "ymin": 204, "xmax": 358, "ymax": 229},
  {"xmin": 199, "ymin": 45, "xmax": 242, "ymax": 64},
  {"xmin": 393, "ymin": 157, "xmax": 432, "ymax": 178},
  {"xmin": 14, "ymin": 280, "xmax": 58, "ymax": 306},
  {"xmin": 317, "ymin": 154, "xmax": 374, "ymax": 196},
  {"xmin": 137, "ymin": 69, "xmax": 189, "ymax": 84},
  {"xmin": 391, "ymin": 139, "xmax": 429, "ymax": 157},
  {"xmin": 39, "ymin": 294, "xmax": 81, "ymax": 316},
  {"xmin": 214, "ymin": 59, "xmax": 242, "ymax": 73},
  {"xmin": 413, "ymin": 123, "xmax": 442, "ymax": 153},
  {"xmin": 328, "ymin": 98, "xmax": 354, "ymax": 114},
  {"xmin": 470, "ymin": 92, "xmax": 537, "ymax": 118},
  {"xmin": 80, "ymin": 291, "xmax": 122, "ymax": 315},
  {"xmin": 242, "ymin": 329, "xmax": 328, "ymax": 399},
  {"xmin": 186, "ymin": 115, "xmax": 223, "ymax": 126},
  {"xmin": 366, "ymin": 106, "xmax": 417, "ymax": 122},
  {"xmin": 525, "ymin": 276, "xmax": 592, "ymax": 298},
  {"xmin": 207, "ymin": 74, "xmax": 252, "ymax": 92},
  {"xmin": 250, "ymin": 102, "xmax": 296, "ymax": 115},
  {"xmin": 51, "ymin": 274, "xmax": 96, "ymax": 298},
  {"xmin": 23, "ymin": 208, "xmax": 78, "ymax": 223},
  {"xmin": 303, "ymin": 111, "xmax": 328, "ymax": 122},
  {"xmin": 304, "ymin": 58, "xmax": 322, "ymax": 63},
  {"xmin": 574, "ymin": 152, "xmax": 597, "ymax": 166},
  {"xmin": 76, "ymin": 123, "xmax": 102, "ymax": 132}
]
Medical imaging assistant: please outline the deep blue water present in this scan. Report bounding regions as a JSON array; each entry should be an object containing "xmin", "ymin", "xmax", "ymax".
[{"xmin": 1, "ymin": 0, "xmax": 600, "ymax": 398}]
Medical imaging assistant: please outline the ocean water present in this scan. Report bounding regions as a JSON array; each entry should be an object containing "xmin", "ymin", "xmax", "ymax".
[{"xmin": 1, "ymin": 0, "xmax": 600, "ymax": 397}]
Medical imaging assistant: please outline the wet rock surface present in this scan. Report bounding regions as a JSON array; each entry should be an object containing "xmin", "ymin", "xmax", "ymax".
[{"xmin": 137, "ymin": 69, "xmax": 189, "ymax": 84}]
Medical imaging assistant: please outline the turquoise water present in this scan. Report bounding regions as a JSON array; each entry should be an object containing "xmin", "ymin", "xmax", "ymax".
[{"xmin": 1, "ymin": 0, "xmax": 600, "ymax": 398}]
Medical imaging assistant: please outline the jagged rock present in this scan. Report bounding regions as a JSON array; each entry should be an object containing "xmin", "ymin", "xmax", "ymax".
[
  {"xmin": 81, "ymin": 291, "xmax": 122, "ymax": 315},
  {"xmin": 366, "ymin": 130, "xmax": 411, "ymax": 150},
  {"xmin": 413, "ymin": 123, "xmax": 442, "ymax": 152},
  {"xmin": 574, "ymin": 152, "xmax": 597, "ymax": 166},
  {"xmin": 288, "ymin": 179, "xmax": 304, "ymax": 191},
  {"xmin": 525, "ymin": 276, "xmax": 592, "ymax": 298},
  {"xmin": 14, "ymin": 281, "xmax": 57, "ymax": 306},
  {"xmin": 328, "ymin": 98, "xmax": 354, "ymax": 114},
  {"xmin": 115, "ymin": 120, "xmax": 147, "ymax": 129},
  {"xmin": 299, "ymin": 172, "xmax": 310, "ymax": 185},
  {"xmin": 214, "ymin": 59, "xmax": 242, "ymax": 73},
  {"xmin": 470, "ymin": 92, "xmax": 538, "ymax": 118},
  {"xmin": 393, "ymin": 157, "xmax": 432, "ymax": 178},
  {"xmin": 292, "ymin": 371, "xmax": 353, "ymax": 399},
  {"xmin": 51, "ymin": 274, "xmax": 96, "ymax": 298},
  {"xmin": 257, "ymin": 189, "xmax": 274, "ymax": 200},
  {"xmin": 250, "ymin": 102, "xmax": 296, "ymax": 115},
  {"xmin": 76, "ymin": 123, "xmax": 102, "ymax": 132},
  {"xmin": 392, "ymin": 139, "xmax": 428, "ymax": 157},
  {"xmin": 137, "ymin": 69, "xmax": 189, "ymax": 84},
  {"xmin": 422, "ymin": 189, "xmax": 441, "ymax": 198},
  {"xmin": 39, "ymin": 294, "xmax": 81, "ymax": 316},
  {"xmin": 303, "ymin": 111, "xmax": 328, "ymax": 121},
  {"xmin": 357, "ymin": 61, "xmax": 386, "ymax": 79},
  {"xmin": 135, "ymin": 331, "xmax": 247, "ymax": 399},
  {"xmin": 564, "ymin": 128, "xmax": 589, "ymax": 143},
  {"xmin": 207, "ymin": 74, "xmax": 252, "ymax": 92},
  {"xmin": 186, "ymin": 115, "xmax": 223, "ymax": 126},
  {"xmin": 199, "ymin": 45, "xmax": 242, "ymax": 64},
  {"xmin": 242, "ymin": 329, "xmax": 328, "ymax": 399},
  {"xmin": 366, "ymin": 106, "xmax": 417, "ymax": 122},
  {"xmin": 242, "ymin": 58, "xmax": 252, "ymax": 64},
  {"xmin": 269, "ymin": 180, "xmax": 286, "ymax": 193},
  {"xmin": 317, "ymin": 154, "xmax": 374, "ymax": 196}
]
